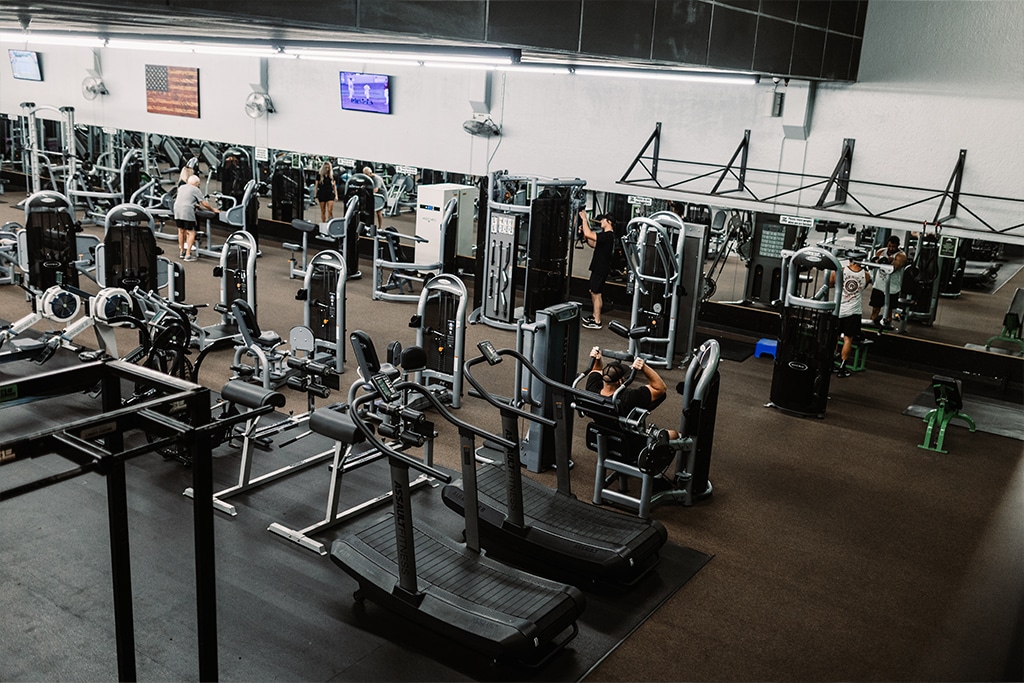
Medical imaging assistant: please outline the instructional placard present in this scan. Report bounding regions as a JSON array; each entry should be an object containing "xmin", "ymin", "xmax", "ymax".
[{"xmin": 780, "ymin": 215, "xmax": 815, "ymax": 228}]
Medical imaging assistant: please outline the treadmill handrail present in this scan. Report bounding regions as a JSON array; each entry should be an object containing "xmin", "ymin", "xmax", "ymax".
[
  {"xmin": 466, "ymin": 347, "xmax": 631, "ymax": 425},
  {"xmin": 393, "ymin": 380, "xmax": 515, "ymax": 451},
  {"xmin": 464, "ymin": 354, "xmax": 556, "ymax": 427}
]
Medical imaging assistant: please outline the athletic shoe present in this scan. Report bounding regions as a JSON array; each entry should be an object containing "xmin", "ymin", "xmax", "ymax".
[
  {"xmin": 582, "ymin": 318, "xmax": 602, "ymax": 330},
  {"xmin": 836, "ymin": 366, "xmax": 852, "ymax": 378},
  {"xmin": 184, "ymin": 254, "xmax": 198, "ymax": 262},
  {"xmin": 179, "ymin": 249, "xmax": 186, "ymax": 258}
]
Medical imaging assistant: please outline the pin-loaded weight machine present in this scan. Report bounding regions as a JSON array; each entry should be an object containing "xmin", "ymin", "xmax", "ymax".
[
  {"xmin": 407, "ymin": 273, "xmax": 468, "ymax": 408},
  {"xmin": 619, "ymin": 210, "xmax": 707, "ymax": 368},
  {"xmin": 95, "ymin": 203, "xmax": 185, "ymax": 302},
  {"xmin": 767, "ymin": 246, "xmax": 843, "ymax": 418},
  {"xmin": 193, "ymin": 230, "xmax": 258, "ymax": 352},
  {"xmin": 295, "ymin": 249, "xmax": 347, "ymax": 381},
  {"xmin": 472, "ymin": 171, "xmax": 586, "ymax": 329}
]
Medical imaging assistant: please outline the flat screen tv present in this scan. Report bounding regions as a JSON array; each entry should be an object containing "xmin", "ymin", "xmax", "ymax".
[
  {"xmin": 9, "ymin": 50, "xmax": 42, "ymax": 82},
  {"xmin": 340, "ymin": 71, "xmax": 391, "ymax": 114}
]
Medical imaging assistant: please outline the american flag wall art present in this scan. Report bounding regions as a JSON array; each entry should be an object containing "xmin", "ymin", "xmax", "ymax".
[{"xmin": 145, "ymin": 65, "xmax": 200, "ymax": 118}]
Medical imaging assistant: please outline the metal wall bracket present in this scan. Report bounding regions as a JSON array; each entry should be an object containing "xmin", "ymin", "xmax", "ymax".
[
  {"xmin": 933, "ymin": 149, "xmax": 967, "ymax": 225},
  {"xmin": 815, "ymin": 138, "xmax": 855, "ymax": 209},
  {"xmin": 710, "ymin": 129, "xmax": 751, "ymax": 196},
  {"xmin": 619, "ymin": 122, "xmax": 662, "ymax": 186}
]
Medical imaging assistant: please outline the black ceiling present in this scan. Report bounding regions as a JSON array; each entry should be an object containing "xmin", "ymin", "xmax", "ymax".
[{"xmin": 1, "ymin": 0, "xmax": 867, "ymax": 81}]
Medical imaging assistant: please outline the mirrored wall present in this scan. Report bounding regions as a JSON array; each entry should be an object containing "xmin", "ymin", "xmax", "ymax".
[{"xmin": 2, "ymin": 120, "xmax": 1021, "ymax": 356}]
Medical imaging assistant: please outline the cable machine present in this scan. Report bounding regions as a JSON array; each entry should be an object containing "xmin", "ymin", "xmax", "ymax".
[
  {"xmin": 620, "ymin": 210, "xmax": 707, "ymax": 368},
  {"xmin": 19, "ymin": 102, "xmax": 76, "ymax": 196},
  {"xmin": 472, "ymin": 171, "xmax": 586, "ymax": 329}
]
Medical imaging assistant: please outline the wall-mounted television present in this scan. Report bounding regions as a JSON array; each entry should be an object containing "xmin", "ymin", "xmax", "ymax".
[
  {"xmin": 340, "ymin": 71, "xmax": 391, "ymax": 114},
  {"xmin": 9, "ymin": 50, "xmax": 42, "ymax": 82}
]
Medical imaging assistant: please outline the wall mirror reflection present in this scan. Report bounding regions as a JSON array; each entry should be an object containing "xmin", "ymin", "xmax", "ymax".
[{"xmin": 0, "ymin": 120, "xmax": 1020, "ymax": 360}]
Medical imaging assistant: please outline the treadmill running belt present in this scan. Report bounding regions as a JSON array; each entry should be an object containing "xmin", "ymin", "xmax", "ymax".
[
  {"xmin": 441, "ymin": 462, "xmax": 666, "ymax": 585},
  {"xmin": 479, "ymin": 463, "xmax": 665, "ymax": 544},
  {"xmin": 332, "ymin": 514, "xmax": 585, "ymax": 663},
  {"xmin": 353, "ymin": 516, "xmax": 573, "ymax": 615}
]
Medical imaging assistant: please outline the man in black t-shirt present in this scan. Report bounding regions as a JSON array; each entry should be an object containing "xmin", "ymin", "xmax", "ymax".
[
  {"xmin": 579, "ymin": 208, "xmax": 616, "ymax": 329},
  {"xmin": 584, "ymin": 348, "xmax": 673, "ymax": 421}
]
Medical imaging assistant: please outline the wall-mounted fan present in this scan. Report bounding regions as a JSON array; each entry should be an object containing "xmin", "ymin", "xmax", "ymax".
[
  {"xmin": 81, "ymin": 75, "xmax": 109, "ymax": 100},
  {"xmin": 462, "ymin": 114, "xmax": 501, "ymax": 138},
  {"xmin": 245, "ymin": 90, "xmax": 275, "ymax": 119}
]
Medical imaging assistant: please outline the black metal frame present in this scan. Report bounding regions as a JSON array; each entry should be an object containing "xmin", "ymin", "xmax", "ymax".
[
  {"xmin": 0, "ymin": 359, "xmax": 261, "ymax": 682},
  {"xmin": 619, "ymin": 123, "xmax": 1023, "ymax": 239}
]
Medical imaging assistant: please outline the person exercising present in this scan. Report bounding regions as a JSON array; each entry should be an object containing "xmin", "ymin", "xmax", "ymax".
[
  {"xmin": 830, "ymin": 257, "xmax": 870, "ymax": 378},
  {"xmin": 869, "ymin": 235, "xmax": 907, "ymax": 326},
  {"xmin": 579, "ymin": 208, "xmax": 616, "ymax": 329},
  {"xmin": 585, "ymin": 346, "xmax": 677, "ymax": 438},
  {"xmin": 173, "ymin": 174, "xmax": 216, "ymax": 262}
]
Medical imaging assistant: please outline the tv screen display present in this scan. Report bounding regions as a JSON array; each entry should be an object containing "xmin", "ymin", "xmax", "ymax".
[
  {"xmin": 340, "ymin": 71, "xmax": 391, "ymax": 114},
  {"xmin": 9, "ymin": 50, "xmax": 42, "ymax": 82}
]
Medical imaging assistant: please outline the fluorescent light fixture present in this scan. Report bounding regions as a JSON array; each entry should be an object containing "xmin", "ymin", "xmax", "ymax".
[
  {"xmin": 0, "ymin": 32, "xmax": 105, "ymax": 48},
  {"xmin": 282, "ymin": 44, "xmax": 519, "ymax": 67},
  {"xmin": 305, "ymin": 43, "xmax": 519, "ymax": 65},
  {"xmin": 105, "ymin": 38, "xmax": 279, "ymax": 57},
  {"xmin": 571, "ymin": 66, "xmax": 756, "ymax": 84}
]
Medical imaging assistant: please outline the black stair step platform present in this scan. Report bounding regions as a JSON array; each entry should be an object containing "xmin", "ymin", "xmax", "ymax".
[
  {"xmin": 442, "ymin": 459, "xmax": 668, "ymax": 586},
  {"xmin": 330, "ymin": 513, "xmax": 585, "ymax": 664}
]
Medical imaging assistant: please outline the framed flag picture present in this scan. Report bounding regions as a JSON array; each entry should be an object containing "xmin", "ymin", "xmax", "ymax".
[{"xmin": 145, "ymin": 64, "xmax": 200, "ymax": 118}]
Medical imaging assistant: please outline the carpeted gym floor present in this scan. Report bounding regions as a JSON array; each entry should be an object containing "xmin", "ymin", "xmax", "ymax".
[{"xmin": 1, "ymin": 198, "xmax": 1022, "ymax": 682}]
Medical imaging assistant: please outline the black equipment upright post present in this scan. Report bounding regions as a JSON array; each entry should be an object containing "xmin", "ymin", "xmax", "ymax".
[
  {"xmin": 496, "ymin": 409, "xmax": 526, "ymax": 530},
  {"xmin": 342, "ymin": 174, "xmax": 375, "ymax": 277},
  {"xmin": 768, "ymin": 246, "xmax": 843, "ymax": 418},
  {"xmin": 389, "ymin": 459, "xmax": 419, "ymax": 596},
  {"xmin": 101, "ymin": 370, "xmax": 137, "ymax": 682},
  {"xmin": 188, "ymin": 383, "xmax": 218, "ymax": 682}
]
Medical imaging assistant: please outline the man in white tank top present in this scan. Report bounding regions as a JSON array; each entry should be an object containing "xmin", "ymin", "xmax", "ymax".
[{"xmin": 830, "ymin": 259, "xmax": 870, "ymax": 378}]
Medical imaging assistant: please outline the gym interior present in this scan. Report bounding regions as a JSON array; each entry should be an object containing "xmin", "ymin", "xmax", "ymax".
[{"xmin": 1, "ymin": 1, "xmax": 1022, "ymax": 681}]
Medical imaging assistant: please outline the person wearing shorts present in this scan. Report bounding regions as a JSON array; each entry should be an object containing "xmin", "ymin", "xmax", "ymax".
[
  {"xmin": 579, "ymin": 208, "xmax": 616, "ymax": 329},
  {"xmin": 830, "ymin": 259, "xmax": 870, "ymax": 377},
  {"xmin": 173, "ymin": 174, "xmax": 215, "ymax": 262}
]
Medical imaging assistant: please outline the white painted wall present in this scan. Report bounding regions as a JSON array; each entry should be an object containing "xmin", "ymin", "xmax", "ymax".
[{"xmin": 1, "ymin": 0, "xmax": 1021, "ymax": 240}]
